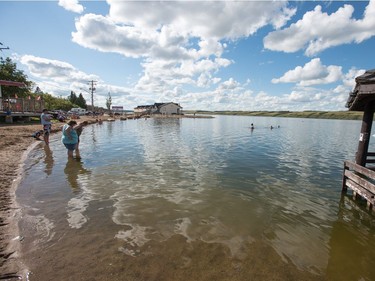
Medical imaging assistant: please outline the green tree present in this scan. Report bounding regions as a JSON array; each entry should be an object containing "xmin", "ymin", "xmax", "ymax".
[
  {"xmin": 106, "ymin": 92, "xmax": 112, "ymax": 111},
  {"xmin": 0, "ymin": 57, "xmax": 33, "ymax": 98},
  {"xmin": 68, "ymin": 91, "xmax": 87, "ymax": 109},
  {"xmin": 77, "ymin": 93, "xmax": 87, "ymax": 109},
  {"xmin": 42, "ymin": 93, "xmax": 76, "ymax": 111},
  {"xmin": 68, "ymin": 91, "xmax": 78, "ymax": 105}
]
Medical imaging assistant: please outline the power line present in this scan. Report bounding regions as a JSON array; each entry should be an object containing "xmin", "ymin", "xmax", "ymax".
[{"xmin": 0, "ymin": 42, "xmax": 10, "ymax": 52}]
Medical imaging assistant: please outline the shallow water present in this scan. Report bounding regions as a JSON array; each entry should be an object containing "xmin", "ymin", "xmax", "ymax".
[{"xmin": 17, "ymin": 116, "xmax": 375, "ymax": 280}]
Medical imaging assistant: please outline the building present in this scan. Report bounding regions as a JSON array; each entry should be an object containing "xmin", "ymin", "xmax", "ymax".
[
  {"xmin": 134, "ymin": 102, "xmax": 182, "ymax": 115},
  {"xmin": 134, "ymin": 105, "xmax": 153, "ymax": 114}
]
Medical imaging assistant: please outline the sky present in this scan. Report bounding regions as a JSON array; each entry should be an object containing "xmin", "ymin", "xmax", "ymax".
[{"xmin": 1, "ymin": 0, "xmax": 374, "ymax": 111}]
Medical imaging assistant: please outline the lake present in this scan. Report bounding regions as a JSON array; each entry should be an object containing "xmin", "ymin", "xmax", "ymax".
[{"xmin": 16, "ymin": 115, "xmax": 375, "ymax": 280}]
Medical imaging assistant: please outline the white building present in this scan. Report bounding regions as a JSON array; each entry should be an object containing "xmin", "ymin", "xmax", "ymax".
[
  {"xmin": 156, "ymin": 102, "xmax": 182, "ymax": 114},
  {"xmin": 134, "ymin": 102, "xmax": 182, "ymax": 115}
]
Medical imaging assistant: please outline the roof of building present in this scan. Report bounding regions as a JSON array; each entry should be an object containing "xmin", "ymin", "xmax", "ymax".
[
  {"xmin": 134, "ymin": 105, "xmax": 153, "ymax": 109},
  {"xmin": 0, "ymin": 80, "xmax": 26, "ymax": 87},
  {"xmin": 346, "ymin": 69, "xmax": 375, "ymax": 111},
  {"xmin": 157, "ymin": 102, "xmax": 182, "ymax": 108},
  {"xmin": 134, "ymin": 102, "xmax": 182, "ymax": 109}
]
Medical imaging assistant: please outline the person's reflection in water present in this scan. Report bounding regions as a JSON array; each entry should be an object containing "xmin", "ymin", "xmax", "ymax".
[
  {"xmin": 43, "ymin": 145, "xmax": 54, "ymax": 176},
  {"xmin": 64, "ymin": 158, "xmax": 90, "ymax": 193}
]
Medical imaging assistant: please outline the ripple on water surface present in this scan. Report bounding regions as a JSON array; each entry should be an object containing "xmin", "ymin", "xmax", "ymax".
[{"xmin": 16, "ymin": 116, "xmax": 375, "ymax": 280}]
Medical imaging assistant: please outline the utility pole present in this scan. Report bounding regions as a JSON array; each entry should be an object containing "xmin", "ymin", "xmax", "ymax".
[{"xmin": 88, "ymin": 80, "xmax": 97, "ymax": 111}]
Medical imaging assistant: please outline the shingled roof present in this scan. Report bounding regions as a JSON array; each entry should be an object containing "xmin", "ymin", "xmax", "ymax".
[{"xmin": 346, "ymin": 69, "xmax": 375, "ymax": 111}]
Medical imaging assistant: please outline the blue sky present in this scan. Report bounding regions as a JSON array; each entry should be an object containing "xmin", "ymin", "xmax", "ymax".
[{"xmin": 1, "ymin": 0, "xmax": 374, "ymax": 111}]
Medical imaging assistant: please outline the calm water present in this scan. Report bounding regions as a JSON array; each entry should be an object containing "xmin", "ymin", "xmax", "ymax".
[{"xmin": 17, "ymin": 115, "xmax": 375, "ymax": 281}]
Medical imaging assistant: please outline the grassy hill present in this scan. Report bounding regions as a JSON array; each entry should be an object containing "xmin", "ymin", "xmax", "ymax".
[{"xmin": 186, "ymin": 110, "xmax": 364, "ymax": 120}]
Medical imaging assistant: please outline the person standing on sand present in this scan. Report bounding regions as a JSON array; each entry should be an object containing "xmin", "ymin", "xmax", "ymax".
[
  {"xmin": 41, "ymin": 109, "xmax": 52, "ymax": 145},
  {"xmin": 61, "ymin": 120, "xmax": 78, "ymax": 158}
]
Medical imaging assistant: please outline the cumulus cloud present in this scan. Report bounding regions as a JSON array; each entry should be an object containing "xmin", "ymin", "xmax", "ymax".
[
  {"xmin": 264, "ymin": 0, "xmax": 375, "ymax": 56},
  {"xmin": 134, "ymin": 57, "xmax": 232, "ymax": 95},
  {"xmin": 70, "ymin": 1, "xmax": 295, "ymax": 98},
  {"xmin": 19, "ymin": 1, "xmax": 367, "ymax": 112},
  {"xmin": 20, "ymin": 55, "xmax": 97, "ymax": 83},
  {"xmin": 273, "ymin": 67, "xmax": 366, "ymax": 111},
  {"xmin": 272, "ymin": 58, "xmax": 342, "ymax": 86},
  {"xmin": 72, "ymin": 14, "xmax": 156, "ymax": 59},
  {"xmin": 18, "ymin": 55, "xmax": 130, "ymax": 105},
  {"xmin": 107, "ymin": 1, "xmax": 295, "ymax": 40},
  {"xmin": 58, "ymin": 0, "xmax": 84, "ymax": 14},
  {"xmin": 342, "ymin": 68, "xmax": 366, "ymax": 88},
  {"xmin": 72, "ymin": 2, "xmax": 295, "ymax": 60},
  {"xmin": 19, "ymin": 53, "xmax": 357, "ymax": 112}
]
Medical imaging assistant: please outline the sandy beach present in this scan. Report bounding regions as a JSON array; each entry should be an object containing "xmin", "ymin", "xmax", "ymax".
[{"xmin": 0, "ymin": 116, "xmax": 101, "ymax": 279}]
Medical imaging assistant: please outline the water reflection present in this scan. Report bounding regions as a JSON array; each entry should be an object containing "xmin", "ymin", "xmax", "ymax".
[
  {"xmin": 63, "ymin": 158, "xmax": 90, "ymax": 191},
  {"xmin": 43, "ymin": 145, "xmax": 54, "ymax": 176},
  {"xmin": 17, "ymin": 116, "xmax": 375, "ymax": 280},
  {"xmin": 63, "ymin": 158, "xmax": 93, "ymax": 229}
]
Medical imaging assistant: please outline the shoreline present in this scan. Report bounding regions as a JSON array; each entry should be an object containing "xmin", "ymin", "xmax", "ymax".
[
  {"xmin": 0, "ymin": 116, "xmax": 103, "ymax": 279},
  {"xmin": 0, "ymin": 114, "xmax": 198, "ymax": 278},
  {"xmin": 0, "ymin": 123, "xmax": 49, "ymax": 279}
]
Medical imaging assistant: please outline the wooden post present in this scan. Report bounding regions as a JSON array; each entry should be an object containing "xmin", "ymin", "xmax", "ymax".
[
  {"xmin": 355, "ymin": 102, "xmax": 375, "ymax": 166},
  {"xmin": 342, "ymin": 162, "xmax": 348, "ymax": 193}
]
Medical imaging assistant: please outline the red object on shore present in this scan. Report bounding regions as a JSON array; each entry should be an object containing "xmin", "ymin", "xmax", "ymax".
[{"xmin": 0, "ymin": 80, "xmax": 26, "ymax": 87}]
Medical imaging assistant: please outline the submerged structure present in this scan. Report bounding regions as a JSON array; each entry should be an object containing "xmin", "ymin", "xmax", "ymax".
[{"xmin": 343, "ymin": 69, "xmax": 375, "ymax": 210}]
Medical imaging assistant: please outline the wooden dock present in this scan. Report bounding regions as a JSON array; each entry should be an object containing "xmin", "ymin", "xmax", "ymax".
[
  {"xmin": 342, "ymin": 160, "xmax": 375, "ymax": 210},
  {"xmin": 343, "ymin": 69, "xmax": 375, "ymax": 211}
]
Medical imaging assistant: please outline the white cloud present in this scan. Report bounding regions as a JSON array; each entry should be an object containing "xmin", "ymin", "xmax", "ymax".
[
  {"xmin": 264, "ymin": 0, "xmax": 375, "ymax": 56},
  {"xmin": 107, "ymin": 1, "xmax": 295, "ymax": 40},
  {"xmin": 18, "ymin": 55, "xmax": 131, "ymax": 105},
  {"xmin": 342, "ymin": 68, "xmax": 366, "ymax": 88},
  {"xmin": 20, "ymin": 55, "xmax": 97, "ymax": 83},
  {"xmin": 18, "ymin": 53, "xmax": 356, "ymax": 112},
  {"xmin": 72, "ymin": 2, "xmax": 295, "ymax": 61},
  {"xmin": 272, "ymin": 58, "xmax": 342, "ymax": 86},
  {"xmin": 17, "ymin": 1, "xmax": 369, "ymax": 112},
  {"xmin": 58, "ymin": 0, "xmax": 84, "ymax": 14},
  {"xmin": 70, "ymin": 1, "xmax": 295, "ymax": 101},
  {"xmin": 219, "ymin": 78, "xmax": 240, "ymax": 90},
  {"xmin": 72, "ymin": 14, "xmax": 156, "ymax": 59}
]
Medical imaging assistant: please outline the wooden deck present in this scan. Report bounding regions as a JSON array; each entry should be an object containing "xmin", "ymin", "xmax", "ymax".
[
  {"xmin": 342, "ymin": 160, "xmax": 375, "ymax": 210},
  {"xmin": 0, "ymin": 97, "xmax": 44, "ymax": 123}
]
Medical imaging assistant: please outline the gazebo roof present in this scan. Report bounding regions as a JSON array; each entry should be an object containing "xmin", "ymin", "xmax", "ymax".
[
  {"xmin": 346, "ymin": 69, "xmax": 375, "ymax": 111},
  {"xmin": 0, "ymin": 80, "xmax": 26, "ymax": 87}
]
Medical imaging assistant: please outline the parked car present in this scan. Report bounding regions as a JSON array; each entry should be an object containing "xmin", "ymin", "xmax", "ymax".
[{"xmin": 68, "ymin": 108, "xmax": 86, "ymax": 115}]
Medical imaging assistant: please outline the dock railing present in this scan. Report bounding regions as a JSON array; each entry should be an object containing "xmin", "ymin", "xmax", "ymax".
[
  {"xmin": 1, "ymin": 97, "xmax": 44, "ymax": 113},
  {"xmin": 342, "ymin": 160, "xmax": 375, "ymax": 210}
]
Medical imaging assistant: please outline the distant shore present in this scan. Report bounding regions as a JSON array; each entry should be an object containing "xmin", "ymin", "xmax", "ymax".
[{"xmin": 185, "ymin": 110, "xmax": 363, "ymax": 120}]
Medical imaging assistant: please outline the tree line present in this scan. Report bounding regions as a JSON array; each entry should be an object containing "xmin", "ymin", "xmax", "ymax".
[{"xmin": 1, "ymin": 57, "xmax": 87, "ymax": 111}]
